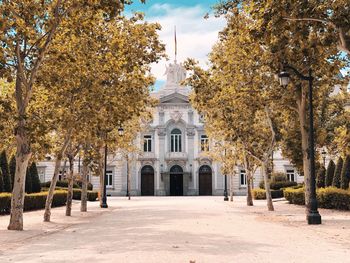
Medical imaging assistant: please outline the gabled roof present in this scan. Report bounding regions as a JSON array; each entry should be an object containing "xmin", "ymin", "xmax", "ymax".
[{"xmin": 159, "ymin": 91, "xmax": 189, "ymax": 104}]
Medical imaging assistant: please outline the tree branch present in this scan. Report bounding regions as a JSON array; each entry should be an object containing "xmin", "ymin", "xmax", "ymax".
[
  {"xmin": 284, "ymin": 17, "xmax": 336, "ymax": 29},
  {"xmin": 284, "ymin": 17, "xmax": 349, "ymax": 55}
]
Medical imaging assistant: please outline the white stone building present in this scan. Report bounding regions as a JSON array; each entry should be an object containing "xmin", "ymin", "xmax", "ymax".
[{"xmin": 37, "ymin": 61, "xmax": 303, "ymax": 196}]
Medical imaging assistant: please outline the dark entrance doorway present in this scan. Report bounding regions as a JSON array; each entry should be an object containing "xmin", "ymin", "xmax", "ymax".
[
  {"xmin": 199, "ymin": 165, "xmax": 212, "ymax": 195},
  {"xmin": 141, "ymin": 165, "xmax": 154, "ymax": 196},
  {"xmin": 170, "ymin": 165, "xmax": 183, "ymax": 196}
]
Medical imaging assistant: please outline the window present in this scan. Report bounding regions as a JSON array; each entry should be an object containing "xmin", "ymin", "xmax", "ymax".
[
  {"xmin": 171, "ymin": 129, "xmax": 182, "ymax": 152},
  {"xmin": 106, "ymin": 170, "xmax": 113, "ymax": 187},
  {"xmin": 240, "ymin": 170, "xmax": 247, "ymax": 187},
  {"xmin": 37, "ymin": 167, "xmax": 46, "ymax": 182},
  {"xmin": 143, "ymin": 135, "xmax": 152, "ymax": 152},
  {"xmin": 199, "ymin": 114, "xmax": 205, "ymax": 123},
  {"xmin": 59, "ymin": 169, "xmax": 67, "ymax": 181},
  {"xmin": 200, "ymin": 135, "xmax": 209, "ymax": 151},
  {"xmin": 286, "ymin": 169, "xmax": 295, "ymax": 182}
]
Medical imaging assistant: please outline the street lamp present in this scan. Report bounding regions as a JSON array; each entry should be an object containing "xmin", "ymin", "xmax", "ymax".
[
  {"xmin": 101, "ymin": 130, "xmax": 110, "ymax": 208},
  {"xmin": 321, "ymin": 148, "xmax": 327, "ymax": 168},
  {"xmin": 224, "ymin": 148, "xmax": 229, "ymax": 201},
  {"xmin": 118, "ymin": 126, "xmax": 124, "ymax": 136},
  {"xmin": 278, "ymin": 64, "xmax": 321, "ymax": 225},
  {"xmin": 101, "ymin": 125, "xmax": 124, "ymax": 208}
]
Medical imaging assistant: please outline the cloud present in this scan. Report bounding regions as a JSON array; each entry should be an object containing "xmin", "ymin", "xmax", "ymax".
[{"xmin": 145, "ymin": 3, "xmax": 226, "ymax": 83}]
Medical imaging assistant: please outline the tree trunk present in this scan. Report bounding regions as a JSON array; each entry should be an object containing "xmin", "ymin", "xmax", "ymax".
[
  {"xmin": 65, "ymin": 154, "xmax": 74, "ymax": 216},
  {"xmin": 80, "ymin": 157, "xmax": 88, "ymax": 212},
  {"xmin": 98, "ymin": 146, "xmax": 104, "ymax": 207},
  {"xmin": 297, "ymin": 86, "xmax": 311, "ymax": 208},
  {"xmin": 7, "ymin": 74, "xmax": 33, "ymax": 231},
  {"xmin": 44, "ymin": 134, "xmax": 71, "ymax": 222},
  {"xmin": 262, "ymin": 162, "xmax": 274, "ymax": 211},
  {"xmin": 7, "ymin": 130, "xmax": 31, "ymax": 230},
  {"xmin": 246, "ymin": 170, "xmax": 254, "ymax": 206}
]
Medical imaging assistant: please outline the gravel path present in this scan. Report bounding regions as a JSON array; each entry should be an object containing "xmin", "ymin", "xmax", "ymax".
[{"xmin": 0, "ymin": 196, "xmax": 349, "ymax": 263}]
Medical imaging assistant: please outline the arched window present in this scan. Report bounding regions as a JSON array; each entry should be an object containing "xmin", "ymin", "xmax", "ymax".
[
  {"xmin": 200, "ymin": 135, "xmax": 209, "ymax": 152},
  {"xmin": 171, "ymin": 128, "xmax": 182, "ymax": 152}
]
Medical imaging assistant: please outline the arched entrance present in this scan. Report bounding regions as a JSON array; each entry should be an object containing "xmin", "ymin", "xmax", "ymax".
[
  {"xmin": 199, "ymin": 165, "xmax": 212, "ymax": 195},
  {"xmin": 141, "ymin": 165, "xmax": 154, "ymax": 196},
  {"xmin": 170, "ymin": 165, "xmax": 183, "ymax": 196}
]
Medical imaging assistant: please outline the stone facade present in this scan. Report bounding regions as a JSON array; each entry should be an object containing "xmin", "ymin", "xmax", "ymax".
[{"xmin": 37, "ymin": 61, "xmax": 304, "ymax": 196}]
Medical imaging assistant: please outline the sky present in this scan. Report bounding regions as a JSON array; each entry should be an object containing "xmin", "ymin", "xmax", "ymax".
[{"xmin": 124, "ymin": 0, "xmax": 226, "ymax": 90}]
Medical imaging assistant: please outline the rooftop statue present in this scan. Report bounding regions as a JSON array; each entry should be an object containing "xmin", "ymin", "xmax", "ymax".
[{"xmin": 164, "ymin": 62, "xmax": 186, "ymax": 85}]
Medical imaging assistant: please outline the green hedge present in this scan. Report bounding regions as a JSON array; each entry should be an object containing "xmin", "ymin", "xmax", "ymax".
[
  {"xmin": 0, "ymin": 190, "xmax": 67, "ymax": 215},
  {"xmin": 252, "ymin": 188, "xmax": 284, "ymax": 200},
  {"xmin": 284, "ymin": 187, "xmax": 350, "ymax": 210},
  {"xmin": 259, "ymin": 180, "xmax": 298, "ymax": 190},
  {"xmin": 284, "ymin": 187, "xmax": 305, "ymax": 205},
  {"xmin": 41, "ymin": 180, "xmax": 79, "ymax": 189},
  {"xmin": 71, "ymin": 189, "xmax": 98, "ymax": 202},
  {"xmin": 41, "ymin": 180, "xmax": 93, "ymax": 190},
  {"xmin": 41, "ymin": 187, "xmax": 98, "ymax": 202},
  {"xmin": 76, "ymin": 180, "xmax": 93, "ymax": 191}
]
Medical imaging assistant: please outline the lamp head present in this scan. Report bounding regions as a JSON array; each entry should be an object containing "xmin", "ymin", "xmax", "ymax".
[
  {"xmin": 118, "ymin": 126, "xmax": 124, "ymax": 136},
  {"xmin": 278, "ymin": 71, "xmax": 290, "ymax": 87}
]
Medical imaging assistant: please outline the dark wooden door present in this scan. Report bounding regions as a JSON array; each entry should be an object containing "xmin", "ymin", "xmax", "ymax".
[
  {"xmin": 141, "ymin": 173, "xmax": 154, "ymax": 196},
  {"xmin": 199, "ymin": 166, "xmax": 212, "ymax": 195},
  {"xmin": 170, "ymin": 174, "xmax": 183, "ymax": 196}
]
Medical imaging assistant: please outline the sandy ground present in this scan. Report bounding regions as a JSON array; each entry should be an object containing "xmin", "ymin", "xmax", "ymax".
[{"xmin": 0, "ymin": 196, "xmax": 350, "ymax": 263}]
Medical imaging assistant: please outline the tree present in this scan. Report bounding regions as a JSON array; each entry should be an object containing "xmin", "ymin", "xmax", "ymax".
[
  {"xmin": 1, "ymin": 0, "xmax": 145, "ymax": 231},
  {"xmin": 0, "ymin": 169, "xmax": 3, "ymax": 193},
  {"xmin": 0, "ymin": 80, "xmax": 15, "ymax": 154},
  {"xmin": 215, "ymin": 1, "xmax": 350, "ymax": 56},
  {"xmin": 38, "ymin": 9, "xmax": 164, "ymax": 221},
  {"xmin": 185, "ymin": 12, "xmax": 277, "ymax": 211},
  {"xmin": 25, "ymin": 168, "xmax": 32, "ymax": 194},
  {"xmin": 9, "ymin": 156, "xmax": 16, "ymax": 191},
  {"xmin": 0, "ymin": 151, "xmax": 12, "ymax": 192},
  {"xmin": 65, "ymin": 143, "xmax": 80, "ymax": 216},
  {"xmin": 316, "ymin": 166, "xmax": 326, "ymax": 188},
  {"xmin": 325, "ymin": 160, "xmax": 336, "ymax": 187},
  {"xmin": 332, "ymin": 157, "xmax": 343, "ymax": 188},
  {"xmin": 212, "ymin": 0, "xmax": 347, "ymax": 213},
  {"xmin": 340, "ymin": 155, "xmax": 350, "ymax": 189},
  {"xmin": 29, "ymin": 162, "xmax": 41, "ymax": 193},
  {"xmin": 1, "ymin": 0, "xmax": 68, "ymax": 230}
]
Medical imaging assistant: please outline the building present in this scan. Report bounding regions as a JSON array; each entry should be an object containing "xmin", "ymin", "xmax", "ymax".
[{"xmin": 37, "ymin": 61, "xmax": 303, "ymax": 196}]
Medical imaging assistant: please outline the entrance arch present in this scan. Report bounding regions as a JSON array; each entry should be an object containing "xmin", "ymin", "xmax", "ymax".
[
  {"xmin": 170, "ymin": 165, "xmax": 183, "ymax": 196},
  {"xmin": 141, "ymin": 165, "xmax": 154, "ymax": 196},
  {"xmin": 199, "ymin": 165, "xmax": 212, "ymax": 195}
]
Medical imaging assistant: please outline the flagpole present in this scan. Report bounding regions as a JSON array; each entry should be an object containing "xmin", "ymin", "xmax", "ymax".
[{"xmin": 174, "ymin": 25, "xmax": 177, "ymax": 63}]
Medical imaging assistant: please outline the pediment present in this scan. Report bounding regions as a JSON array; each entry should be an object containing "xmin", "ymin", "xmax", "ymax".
[{"xmin": 160, "ymin": 92, "xmax": 189, "ymax": 104}]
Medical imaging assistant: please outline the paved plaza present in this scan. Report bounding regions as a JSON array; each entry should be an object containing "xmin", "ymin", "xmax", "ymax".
[{"xmin": 0, "ymin": 197, "xmax": 350, "ymax": 263}]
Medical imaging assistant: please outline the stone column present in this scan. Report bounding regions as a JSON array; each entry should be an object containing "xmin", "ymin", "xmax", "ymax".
[
  {"xmin": 157, "ymin": 128, "xmax": 166, "ymax": 195},
  {"xmin": 186, "ymin": 127, "xmax": 195, "ymax": 195}
]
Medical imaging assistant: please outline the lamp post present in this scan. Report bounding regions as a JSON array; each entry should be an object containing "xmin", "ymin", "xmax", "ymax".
[
  {"xmin": 101, "ymin": 126, "xmax": 124, "ymax": 208},
  {"xmin": 279, "ymin": 64, "xmax": 321, "ymax": 225},
  {"xmin": 101, "ymin": 139, "xmax": 109, "ymax": 208},
  {"xmin": 321, "ymin": 149, "xmax": 327, "ymax": 168},
  {"xmin": 224, "ymin": 148, "xmax": 229, "ymax": 201}
]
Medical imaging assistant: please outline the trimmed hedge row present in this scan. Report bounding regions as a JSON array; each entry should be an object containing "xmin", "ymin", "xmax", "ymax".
[
  {"xmin": 284, "ymin": 187, "xmax": 350, "ymax": 210},
  {"xmin": 252, "ymin": 188, "xmax": 284, "ymax": 200},
  {"xmin": 41, "ymin": 187, "xmax": 98, "ymax": 202},
  {"xmin": 71, "ymin": 189, "xmax": 98, "ymax": 202},
  {"xmin": 259, "ymin": 180, "xmax": 298, "ymax": 190},
  {"xmin": 0, "ymin": 190, "xmax": 67, "ymax": 215},
  {"xmin": 41, "ymin": 180, "xmax": 93, "ymax": 190}
]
